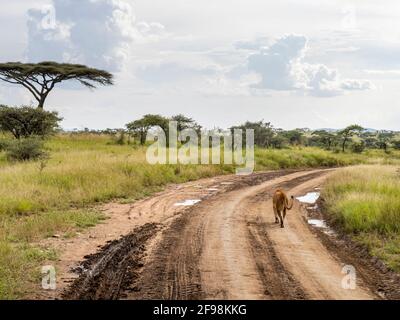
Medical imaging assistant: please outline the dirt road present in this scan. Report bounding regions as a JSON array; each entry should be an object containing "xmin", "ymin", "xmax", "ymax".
[{"xmin": 61, "ymin": 169, "xmax": 387, "ymax": 300}]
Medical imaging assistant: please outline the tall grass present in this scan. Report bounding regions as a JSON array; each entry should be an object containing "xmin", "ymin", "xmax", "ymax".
[
  {"xmin": 323, "ymin": 165, "xmax": 400, "ymax": 270},
  {"xmin": 256, "ymin": 147, "xmax": 365, "ymax": 170},
  {"xmin": 0, "ymin": 135, "xmax": 233, "ymax": 217}
]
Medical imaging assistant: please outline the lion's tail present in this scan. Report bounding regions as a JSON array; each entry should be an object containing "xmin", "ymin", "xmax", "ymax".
[{"xmin": 285, "ymin": 196, "xmax": 294, "ymax": 210}]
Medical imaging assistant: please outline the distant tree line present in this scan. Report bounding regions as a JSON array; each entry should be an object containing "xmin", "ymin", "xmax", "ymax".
[
  {"xmin": 124, "ymin": 116, "xmax": 400, "ymax": 153},
  {"xmin": 52, "ymin": 115, "xmax": 400, "ymax": 153},
  {"xmin": 2, "ymin": 106, "xmax": 399, "ymax": 159}
]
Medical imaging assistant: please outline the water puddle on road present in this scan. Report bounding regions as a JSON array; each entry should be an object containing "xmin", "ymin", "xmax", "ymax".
[
  {"xmin": 308, "ymin": 219, "xmax": 327, "ymax": 228},
  {"xmin": 296, "ymin": 192, "xmax": 320, "ymax": 204},
  {"xmin": 174, "ymin": 199, "xmax": 201, "ymax": 206},
  {"xmin": 307, "ymin": 218, "xmax": 336, "ymax": 236},
  {"xmin": 297, "ymin": 190, "xmax": 336, "ymax": 236}
]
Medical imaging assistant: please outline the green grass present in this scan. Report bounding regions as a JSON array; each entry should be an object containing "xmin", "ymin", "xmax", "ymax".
[
  {"xmin": 255, "ymin": 147, "xmax": 400, "ymax": 170},
  {"xmin": 1, "ymin": 133, "xmax": 400, "ymax": 298},
  {"xmin": 1, "ymin": 209, "xmax": 106, "ymax": 243},
  {"xmin": 323, "ymin": 165, "xmax": 400, "ymax": 271},
  {"xmin": 0, "ymin": 242, "xmax": 56, "ymax": 299},
  {"xmin": 0, "ymin": 209, "xmax": 105, "ymax": 299}
]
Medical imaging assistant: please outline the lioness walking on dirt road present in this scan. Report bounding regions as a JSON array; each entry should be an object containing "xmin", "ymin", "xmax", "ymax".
[{"xmin": 273, "ymin": 189, "xmax": 294, "ymax": 228}]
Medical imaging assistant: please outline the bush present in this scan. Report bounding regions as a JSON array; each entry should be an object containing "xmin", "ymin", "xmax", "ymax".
[
  {"xmin": 392, "ymin": 140, "xmax": 400, "ymax": 150},
  {"xmin": 5, "ymin": 138, "xmax": 48, "ymax": 161},
  {"xmin": 351, "ymin": 142, "xmax": 365, "ymax": 153},
  {"xmin": 0, "ymin": 105, "xmax": 62, "ymax": 139},
  {"xmin": 0, "ymin": 138, "xmax": 10, "ymax": 151},
  {"xmin": 110, "ymin": 131, "xmax": 126, "ymax": 145}
]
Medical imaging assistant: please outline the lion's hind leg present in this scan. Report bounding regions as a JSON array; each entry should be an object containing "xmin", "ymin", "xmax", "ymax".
[
  {"xmin": 278, "ymin": 209, "xmax": 284, "ymax": 228},
  {"xmin": 273, "ymin": 206, "xmax": 279, "ymax": 224}
]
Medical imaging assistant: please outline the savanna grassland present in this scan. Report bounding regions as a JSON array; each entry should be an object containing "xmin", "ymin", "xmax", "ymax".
[
  {"xmin": 1, "ymin": 133, "xmax": 400, "ymax": 298},
  {"xmin": 323, "ymin": 165, "xmax": 400, "ymax": 272}
]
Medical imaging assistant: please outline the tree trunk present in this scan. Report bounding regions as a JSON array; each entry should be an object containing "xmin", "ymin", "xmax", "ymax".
[
  {"xmin": 140, "ymin": 132, "xmax": 146, "ymax": 145},
  {"xmin": 37, "ymin": 92, "xmax": 50, "ymax": 109},
  {"xmin": 38, "ymin": 96, "xmax": 46, "ymax": 109},
  {"xmin": 342, "ymin": 138, "xmax": 346, "ymax": 152}
]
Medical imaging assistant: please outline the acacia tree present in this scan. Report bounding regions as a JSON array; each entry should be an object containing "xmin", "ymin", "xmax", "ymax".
[
  {"xmin": 337, "ymin": 124, "xmax": 364, "ymax": 152},
  {"xmin": 0, "ymin": 61, "xmax": 113, "ymax": 109},
  {"xmin": 283, "ymin": 129, "xmax": 305, "ymax": 146},
  {"xmin": 360, "ymin": 131, "xmax": 378, "ymax": 149},
  {"xmin": 171, "ymin": 114, "xmax": 202, "ymax": 135},
  {"xmin": 312, "ymin": 130, "xmax": 336, "ymax": 150},
  {"xmin": 230, "ymin": 121, "xmax": 275, "ymax": 148},
  {"xmin": 376, "ymin": 131, "xmax": 394, "ymax": 153},
  {"xmin": 126, "ymin": 114, "xmax": 169, "ymax": 145}
]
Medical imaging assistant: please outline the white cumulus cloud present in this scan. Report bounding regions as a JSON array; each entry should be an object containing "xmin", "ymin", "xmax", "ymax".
[
  {"xmin": 26, "ymin": 0, "xmax": 167, "ymax": 71},
  {"xmin": 247, "ymin": 34, "xmax": 372, "ymax": 97}
]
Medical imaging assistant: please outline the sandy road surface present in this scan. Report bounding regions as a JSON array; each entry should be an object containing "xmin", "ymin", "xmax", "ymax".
[{"xmin": 59, "ymin": 169, "xmax": 381, "ymax": 300}]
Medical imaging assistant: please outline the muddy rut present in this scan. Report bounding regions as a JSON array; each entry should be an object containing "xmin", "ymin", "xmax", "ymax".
[{"xmin": 62, "ymin": 169, "xmax": 394, "ymax": 300}]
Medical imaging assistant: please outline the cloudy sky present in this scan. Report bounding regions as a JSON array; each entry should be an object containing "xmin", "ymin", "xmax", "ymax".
[{"xmin": 1, "ymin": 0, "xmax": 400, "ymax": 130}]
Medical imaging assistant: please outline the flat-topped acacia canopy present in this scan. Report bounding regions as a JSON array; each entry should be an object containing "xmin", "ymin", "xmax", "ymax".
[{"xmin": 0, "ymin": 61, "xmax": 113, "ymax": 109}]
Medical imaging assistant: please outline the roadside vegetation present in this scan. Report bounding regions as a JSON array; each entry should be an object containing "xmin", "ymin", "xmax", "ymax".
[{"xmin": 323, "ymin": 165, "xmax": 400, "ymax": 271}]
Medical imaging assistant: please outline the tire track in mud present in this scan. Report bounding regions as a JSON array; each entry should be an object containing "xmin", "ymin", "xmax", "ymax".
[
  {"xmin": 134, "ymin": 209, "xmax": 206, "ymax": 300},
  {"xmin": 62, "ymin": 223, "xmax": 160, "ymax": 300},
  {"xmin": 246, "ymin": 222, "xmax": 308, "ymax": 299}
]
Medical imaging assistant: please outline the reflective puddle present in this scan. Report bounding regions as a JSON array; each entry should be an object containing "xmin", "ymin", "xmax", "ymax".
[
  {"xmin": 307, "ymin": 218, "xmax": 336, "ymax": 235},
  {"xmin": 297, "ymin": 190, "xmax": 336, "ymax": 236},
  {"xmin": 296, "ymin": 192, "xmax": 320, "ymax": 204},
  {"xmin": 174, "ymin": 199, "xmax": 201, "ymax": 206},
  {"xmin": 307, "ymin": 219, "xmax": 327, "ymax": 228}
]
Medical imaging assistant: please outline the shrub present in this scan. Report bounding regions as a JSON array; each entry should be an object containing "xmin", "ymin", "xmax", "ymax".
[
  {"xmin": 0, "ymin": 105, "xmax": 62, "ymax": 139},
  {"xmin": 114, "ymin": 131, "xmax": 126, "ymax": 145},
  {"xmin": 107, "ymin": 130, "xmax": 128, "ymax": 146},
  {"xmin": 5, "ymin": 138, "xmax": 48, "ymax": 161},
  {"xmin": 392, "ymin": 140, "xmax": 400, "ymax": 150},
  {"xmin": 351, "ymin": 142, "xmax": 365, "ymax": 153},
  {"xmin": 0, "ymin": 138, "xmax": 10, "ymax": 151}
]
